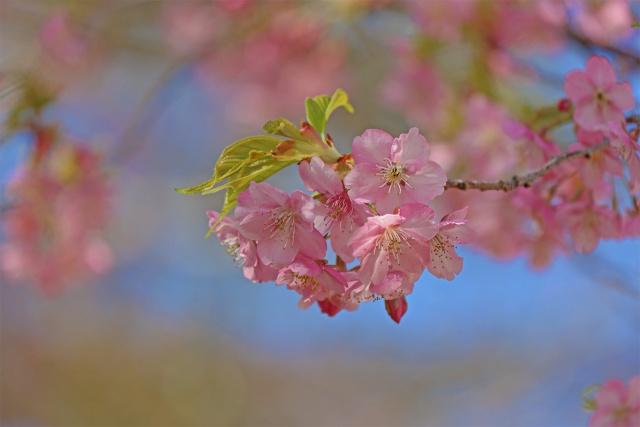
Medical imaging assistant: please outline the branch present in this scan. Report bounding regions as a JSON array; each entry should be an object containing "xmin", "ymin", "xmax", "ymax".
[
  {"xmin": 566, "ymin": 28, "xmax": 640, "ymax": 65},
  {"xmin": 445, "ymin": 140, "xmax": 610, "ymax": 192}
]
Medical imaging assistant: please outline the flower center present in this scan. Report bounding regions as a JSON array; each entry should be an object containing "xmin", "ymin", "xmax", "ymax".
[
  {"xmin": 430, "ymin": 234, "xmax": 456, "ymax": 261},
  {"xmin": 220, "ymin": 235, "xmax": 245, "ymax": 267},
  {"xmin": 376, "ymin": 158, "xmax": 413, "ymax": 195},
  {"xmin": 376, "ymin": 227, "xmax": 412, "ymax": 264},
  {"xmin": 324, "ymin": 193, "xmax": 354, "ymax": 228},
  {"xmin": 264, "ymin": 207, "xmax": 296, "ymax": 248}
]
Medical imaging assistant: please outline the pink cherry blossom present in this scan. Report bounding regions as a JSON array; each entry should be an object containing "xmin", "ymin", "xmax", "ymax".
[
  {"xmin": 427, "ymin": 207, "xmax": 477, "ymax": 281},
  {"xmin": 590, "ymin": 376, "xmax": 640, "ymax": 427},
  {"xmin": 38, "ymin": 12, "xmax": 90, "ymax": 66},
  {"xmin": 276, "ymin": 255, "xmax": 347, "ymax": 310},
  {"xmin": 564, "ymin": 55, "xmax": 634, "ymax": 131},
  {"xmin": 556, "ymin": 200, "xmax": 619, "ymax": 254},
  {"xmin": 573, "ymin": 0, "xmax": 634, "ymax": 45},
  {"xmin": 345, "ymin": 128, "xmax": 447, "ymax": 214},
  {"xmin": 299, "ymin": 156, "xmax": 370, "ymax": 262},
  {"xmin": 345, "ymin": 270, "xmax": 417, "ymax": 304},
  {"xmin": 234, "ymin": 181, "xmax": 326, "ymax": 269},
  {"xmin": 502, "ymin": 120, "xmax": 561, "ymax": 169},
  {"xmin": 350, "ymin": 203, "xmax": 439, "ymax": 286},
  {"xmin": 207, "ymin": 211, "xmax": 277, "ymax": 283},
  {"xmin": 0, "ymin": 143, "xmax": 112, "ymax": 295},
  {"xmin": 572, "ymin": 128, "xmax": 624, "ymax": 188}
]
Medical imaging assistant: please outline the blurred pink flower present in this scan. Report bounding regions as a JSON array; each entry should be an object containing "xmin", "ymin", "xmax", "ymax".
[
  {"xmin": 590, "ymin": 376, "xmax": 639, "ymax": 427},
  {"xmin": 564, "ymin": 56, "xmax": 634, "ymax": 131},
  {"xmin": 1, "ymin": 143, "xmax": 112, "ymax": 295},
  {"xmin": 38, "ymin": 12, "xmax": 90, "ymax": 66},
  {"xmin": 573, "ymin": 0, "xmax": 634, "ymax": 45}
]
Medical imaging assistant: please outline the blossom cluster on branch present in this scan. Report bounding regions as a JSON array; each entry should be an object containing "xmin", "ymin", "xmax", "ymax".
[{"xmin": 182, "ymin": 52, "xmax": 638, "ymax": 322}]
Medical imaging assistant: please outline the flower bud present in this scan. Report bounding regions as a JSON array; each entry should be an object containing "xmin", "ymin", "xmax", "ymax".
[
  {"xmin": 385, "ymin": 296, "xmax": 408, "ymax": 324},
  {"xmin": 557, "ymin": 98, "xmax": 572, "ymax": 112}
]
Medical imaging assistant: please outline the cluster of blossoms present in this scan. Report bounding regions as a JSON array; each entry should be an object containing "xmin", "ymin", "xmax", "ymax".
[
  {"xmin": 0, "ymin": 138, "xmax": 113, "ymax": 295},
  {"xmin": 423, "ymin": 56, "xmax": 637, "ymax": 268},
  {"xmin": 207, "ymin": 128, "xmax": 476, "ymax": 322},
  {"xmin": 586, "ymin": 376, "xmax": 639, "ymax": 427}
]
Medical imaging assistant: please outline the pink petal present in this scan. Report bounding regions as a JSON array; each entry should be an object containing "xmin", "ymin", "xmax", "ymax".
[
  {"xmin": 390, "ymin": 127, "xmax": 430, "ymax": 170},
  {"xmin": 236, "ymin": 212, "xmax": 269, "ymax": 240},
  {"xmin": 236, "ymin": 181, "xmax": 288, "ymax": 210},
  {"xmin": 585, "ymin": 56, "xmax": 617, "ymax": 89},
  {"xmin": 397, "ymin": 203, "xmax": 439, "ymax": 241},
  {"xmin": 257, "ymin": 235, "xmax": 298, "ymax": 268},
  {"xmin": 442, "ymin": 206, "xmax": 469, "ymax": 221},
  {"xmin": 297, "ymin": 228, "xmax": 327, "ymax": 260},
  {"xmin": 564, "ymin": 70, "xmax": 593, "ymax": 104},
  {"xmin": 345, "ymin": 163, "xmax": 385, "ymax": 204},
  {"xmin": 330, "ymin": 220, "xmax": 357, "ymax": 263},
  {"xmin": 370, "ymin": 271, "xmax": 404, "ymax": 295},
  {"xmin": 360, "ymin": 249, "xmax": 391, "ymax": 286},
  {"xmin": 627, "ymin": 376, "xmax": 640, "ymax": 409},
  {"xmin": 352, "ymin": 129, "xmax": 394, "ymax": 165},
  {"xmin": 597, "ymin": 379, "xmax": 628, "ymax": 410},
  {"xmin": 441, "ymin": 223, "xmax": 477, "ymax": 244},
  {"xmin": 608, "ymin": 81, "xmax": 635, "ymax": 111},
  {"xmin": 289, "ymin": 255, "xmax": 323, "ymax": 276},
  {"xmin": 374, "ymin": 187, "xmax": 414, "ymax": 215},
  {"xmin": 405, "ymin": 161, "xmax": 447, "ymax": 202},
  {"xmin": 298, "ymin": 156, "xmax": 343, "ymax": 196}
]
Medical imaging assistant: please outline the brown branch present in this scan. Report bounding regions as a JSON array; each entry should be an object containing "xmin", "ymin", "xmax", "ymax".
[
  {"xmin": 445, "ymin": 140, "xmax": 610, "ymax": 192},
  {"xmin": 566, "ymin": 28, "xmax": 640, "ymax": 65}
]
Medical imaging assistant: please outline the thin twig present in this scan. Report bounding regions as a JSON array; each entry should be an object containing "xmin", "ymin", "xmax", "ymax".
[
  {"xmin": 445, "ymin": 140, "xmax": 610, "ymax": 192},
  {"xmin": 566, "ymin": 27, "xmax": 640, "ymax": 65}
]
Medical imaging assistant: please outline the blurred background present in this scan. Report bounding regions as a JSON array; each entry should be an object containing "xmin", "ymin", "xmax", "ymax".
[{"xmin": 1, "ymin": 1, "xmax": 639, "ymax": 426}]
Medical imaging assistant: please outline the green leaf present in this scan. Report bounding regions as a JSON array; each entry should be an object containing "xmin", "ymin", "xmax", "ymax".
[
  {"xmin": 214, "ymin": 136, "xmax": 282, "ymax": 180},
  {"xmin": 263, "ymin": 118, "xmax": 304, "ymax": 140},
  {"xmin": 632, "ymin": 23, "xmax": 640, "ymax": 28},
  {"xmin": 325, "ymin": 88, "xmax": 354, "ymax": 122},
  {"xmin": 305, "ymin": 97, "xmax": 327, "ymax": 134},
  {"xmin": 175, "ymin": 177, "xmax": 217, "ymax": 194}
]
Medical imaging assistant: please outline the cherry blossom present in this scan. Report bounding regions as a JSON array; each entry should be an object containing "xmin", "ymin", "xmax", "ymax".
[
  {"xmin": 276, "ymin": 255, "xmax": 347, "ymax": 310},
  {"xmin": 345, "ymin": 128, "xmax": 447, "ymax": 214},
  {"xmin": 590, "ymin": 376, "xmax": 640, "ymax": 427},
  {"xmin": 298, "ymin": 156, "xmax": 369, "ymax": 262},
  {"xmin": 350, "ymin": 203, "xmax": 439, "ymax": 286},
  {"xmin": 427, "ymin": 207, "xmax": 477, "ymax": 281},
  {"xmin": 207, "ymin": 211, "xmax": 277, "ymax": 283},
  {"xmin": 564, "ymin": 55, "xmax": 634, "ymax": 131},
  {"xmin": 234, "ymin": 181, "xmax": 327, "ymax": 268},
  {"xmin": 0, "ymin": 143, "xmax": 112, "ymax": 295}
]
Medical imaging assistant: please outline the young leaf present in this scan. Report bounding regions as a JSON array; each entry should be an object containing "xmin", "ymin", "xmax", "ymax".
[
  {"xmin": 305, "ymin": 97, "xmax": 327, "ymax": 134},
  {"xmin": 263, "ymin": 118, "xmax": 304, "ymax": 140},
  {"xmin": 325, "ymin": 88, "xmax": 354, "ymax": 123},
  {"xmin": 214, "ymin": 136, "xmax": 282, "ymax": 180}
]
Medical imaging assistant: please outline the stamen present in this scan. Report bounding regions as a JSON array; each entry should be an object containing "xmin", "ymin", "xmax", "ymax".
[
  {"xmin": 263, "ymin": 207, "xmax": 296, "ymax": 249},
  {"xmin": 375, "ymin": 158, "xmax": 414, "ymax": 195}
]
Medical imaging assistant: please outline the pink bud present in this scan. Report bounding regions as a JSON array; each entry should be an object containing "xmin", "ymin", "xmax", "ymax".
[
  {"xmin": 385, "ymin": 296, "xmax": 408, "ymax": 324},
  {"xmin": 557, "ymin": 98, "xmax": 572, "ymax": 112},
  {"xmin": 318, "ymin": 299, "xmax": 341, "ymax": 317}
]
